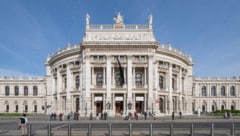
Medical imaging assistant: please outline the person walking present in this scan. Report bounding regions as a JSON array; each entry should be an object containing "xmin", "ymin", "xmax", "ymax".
[
  {"xmin": 172, "ymin": 112, "xmax": 175, "ymax": 120},
  {"xmin": 19, "ymin": 114, "xmax": 28, "ymax": 136},
  {"xmin": 179, "ymin": 111, "xmax": 182, "ymax": 119}
]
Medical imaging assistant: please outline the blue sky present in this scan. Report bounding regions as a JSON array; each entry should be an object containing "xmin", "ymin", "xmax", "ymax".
[{"xmin": 0, "ymin": 0, "xmax": 239, "ymax": 77}]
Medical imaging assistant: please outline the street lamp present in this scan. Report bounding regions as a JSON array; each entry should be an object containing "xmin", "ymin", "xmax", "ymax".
[{"xmin": 127, "ymin": 101, "xmax": 132, "ymax": 110}]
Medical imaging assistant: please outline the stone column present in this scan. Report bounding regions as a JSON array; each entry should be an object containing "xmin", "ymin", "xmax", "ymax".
[
  {"xmin": 56, "ymin": 68, "xmax": 62, "ymax": 114},
  {"xmin": 127, "ymin": 55, "xmax": 133, "ymax": 113},
  {"xmin": 144, "ymin": 67, "xmax": 147, "ymax": 88},
  {"xmin": 66, "ymin": 64, "xmax": 72, "ymax": 114},
  {"xmin": 154, "ymin": 62, "xmax": 159, "ymax": 115},
  {"xmin": 85, "ymin": 55, "xmax": 91, "ymax": 116},
  {"xmin": 91, "ymin": 67, "xmax": 94, "ymax": 87},
  {"xmin": 123, "ymin": 67, "xmax": 127, "ymax": 88},
  {"xmin": 179, "ymin": 68, "xmax": 183, "ymax": 112},
  {"xmin": 148, "ymin": 55, "xmax": 154, "ymax": 112},
  {"xmin": 167, "ymin": 63, "xmax": 173, "ymax": 114},
  {"xmin": 103, "ymin": 67, "xmax": 106, "ymax": 88},
  {"xmin": 132, "ymin": 67, "xmax": 135, "ymax": 88},
  {"xmin": 112, "ymin": 67, "xmax": 115, "ymax": 88},
  {"xmin": 106, "ymin": 56, "xmax": 112, "ymax": 115}
]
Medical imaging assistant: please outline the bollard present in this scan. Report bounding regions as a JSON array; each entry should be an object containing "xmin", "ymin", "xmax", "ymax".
[
  {"xmin": 48, "ymin": 123, "xmax": 51, "ymax": 136},
  {"xmin": 149, "ymin": 123, "xmax": 153, "ymax": 136},
  {"xmin": 68, "ymin": 123, "xmax": 71, "ymax": 136},
  {"xmin": 88, "ymin": 124, "xmax": 92, "ymax": 136},
  {"xmin": 129, "ymin": 124, "xmax": 132, "ymax": 136},
  {"xmin": 28, "ymin": 124, "xmax": 31, "ymax": 136},
  {"xmin": 231, "ymin": 122, "xmax": 235, "ymax": 136},
  {"xmin": 211, "ymin": 123, "xmax": 214, "ymax": 136},
  {"xmin": 190, "ymin": 123, "xmax": 194, "ymax": 136},
  {"xmin": 108, "ymin": 124, "xmax": 112, "ymax": 136},
  {"xmin": 170, "ymin": 124, "xmax": 173, "ymax": 136}
]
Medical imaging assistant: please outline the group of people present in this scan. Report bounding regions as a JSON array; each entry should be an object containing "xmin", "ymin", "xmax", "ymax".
[
  {"xmin": 172, "ymin": 111, "xmax": 183, "ymax": 120},
  {"xmin": 50, "ymin": 112, "xmax": 80, "ymax": 121},
  {"xmin": 126, "ymin": 111, "xmax": 156, "ymax": 120},
  {"xmin": 224, "ymin": 111, "xmax": 232, "ymax": 119}
]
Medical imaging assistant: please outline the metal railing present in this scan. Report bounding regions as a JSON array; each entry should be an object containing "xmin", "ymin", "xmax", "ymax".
[{"xmin": 25, "ymin": 122, "xmax": 237, "ymax": 136}]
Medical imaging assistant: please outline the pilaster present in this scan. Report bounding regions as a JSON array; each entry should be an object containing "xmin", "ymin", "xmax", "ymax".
[{"xmin": 168, "ymin": 63, "xmax": 173, "ymax": 113}]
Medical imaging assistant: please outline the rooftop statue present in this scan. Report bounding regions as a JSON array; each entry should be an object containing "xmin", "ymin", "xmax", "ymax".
[
  {"xmin": 86, "ymin": 13, "xmax": 90, "ymax": 25},
  {"xmin": 148, "ymin": 14, "xmax": 153, "ymax": 25},
  {"xmin": 113, "ymin": 12, "xmax": 123, "ymax": 24}
]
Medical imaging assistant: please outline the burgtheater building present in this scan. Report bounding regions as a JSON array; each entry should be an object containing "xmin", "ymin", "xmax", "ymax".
[{"xmin": 0, "ymin": 13, "xmax": 240, "ymax": 117}]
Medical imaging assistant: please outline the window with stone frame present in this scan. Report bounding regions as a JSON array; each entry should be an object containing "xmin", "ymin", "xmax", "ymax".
[
  {"xmin": 24, "ymin": 86, "xmax": 28, "ymax": 96},
  {"xmin": 33, "ymin": 86, "xmax": 38, "ymax": 96},
  {"xmin": 202, "ymin": 86, "xmax": 207, "ymax": 96},
  {"xmin": 221, "ymin": 86, "xmax": 226, "ymax": 96},
  {"xmin": 96, "ymin": 73, "xmax": 103, "ymax": 87},
  {"xmin": 75, "ymin": 75, "xmax": 80, "ymax": 89},
  {"xmin": 14, "ymin": 86, "xmax": 19, "ymax": 96},
  {"xmin": 230, "ymin": 86, "xmax": 235, "ymax": 96},
  {"xmin": 211, "ymin": 86, "xmax": 217, "ymax": 96},
  {"xmin": 15, "ymin": 105, "xmax": 18, "ymax": 112},
  {"xmin": 159, "ymin": 75, "xmax": 164, "ymax": 89},
  {"xmin": 115, "ymin": 72, "xmax": 122, "ymax": 87},
  {"xmin": 135, "ymin": 72, "xmax": 143, "ymax": 87},
  {"xmin": 5, "ymin": 86, "xmax": 10, "ymax": 96}
]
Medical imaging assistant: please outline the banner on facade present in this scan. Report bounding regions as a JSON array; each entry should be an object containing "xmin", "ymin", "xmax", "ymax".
[
  {"xmin": 136, "ymin": 96, "xmax": 144, "ymax": 101},
  {"xmin": 115, "ymin": 96, "xmax": 123, "ymax": 101},
  {"xmin": 94, "ymin": 96, "xmax": 103, "ymax": 101}
]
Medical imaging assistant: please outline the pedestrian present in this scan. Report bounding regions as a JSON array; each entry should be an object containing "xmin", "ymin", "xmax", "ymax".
[
  {"xmin": 224, "ymin": 111, "xmax": 227, "ymax": 119},
  {"xmin": 179, "ymin": 111, "xmax": 182, "ymax": 119},
  {"xmin": 144, "ymin": 111, "xmax": 147, "ymax": 120},
  {"xmin": 59, "ymin": 113, "xmax": 63, "ymax": 121},
  {"xmin": 172, "ymin": 112, "xmax": 175, "ymax": 120},
  {"xmin": 19, "ymin": 113, "xmax": 28, "ymax": 136},
  {"xmin": 134, "ymin": 111, "xmax": 138, "ymax": 120}
]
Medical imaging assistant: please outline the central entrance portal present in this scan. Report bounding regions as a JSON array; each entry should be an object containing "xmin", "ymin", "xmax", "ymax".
[
  {"xmin": 135, "ymin": 95, "xmax": 144, "ymax": 113},
  {"xmin": 95, "ymin": 95, "xmax": 103, "ymax": 116},
  {"xmin": 115, "ymin": 101, "xmax": 123, "ymax": 116},
  {"xmin": 115, "ymin": 95, "xmax": 123, "ymax": 116}
]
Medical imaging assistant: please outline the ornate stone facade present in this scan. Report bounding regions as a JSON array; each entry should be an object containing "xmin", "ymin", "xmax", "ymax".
[{"xmin": 0, "ymin": 13, "xmax": 239, "ymax": 116}]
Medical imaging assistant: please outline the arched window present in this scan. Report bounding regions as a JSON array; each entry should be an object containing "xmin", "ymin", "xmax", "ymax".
[
  {"xmin": 211, "ymin": 86, "xmax": 216, "ymax": 96},
  {"xmin": 33, "ymin": 86, "xmax": 38, "ymax": 96},
  {"xmin": 202, "ymin": 86, "xmax": 207, "ymax": 96},
  {"xmin": 24, "ymin": 86, "xmax": 28, "ymax": 96},
  {"xmin": 135, "ymin": 73, "xmax": 143, "ymax": 87},
  {"xmin": 14, "ymin": 86, "xmax": 19, "ymax": 96},
  {"xmin": 159, "ymin": 75, "xmax": 164, "ymax": 89},
  {"xmin": 230, "ymin": 86, "xmax": 235, "ymax": 96},
  {"xmin": 5, "ymin": 86, "xmax": 10, "ymax": 96},
  {"xmin": 75, "ymin": 76, "xmax": 79, "ymax": 89},
  {"xmin": 221, "ymin": 86, "xmax": 226, "ymax": 96},
  {"xmin": 96, "ymin": 73, "xmax": 103, "ymax": 87},
  {"xmin": 4, "ymin": 101, "xmax": 9, "ymax": 112}
]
